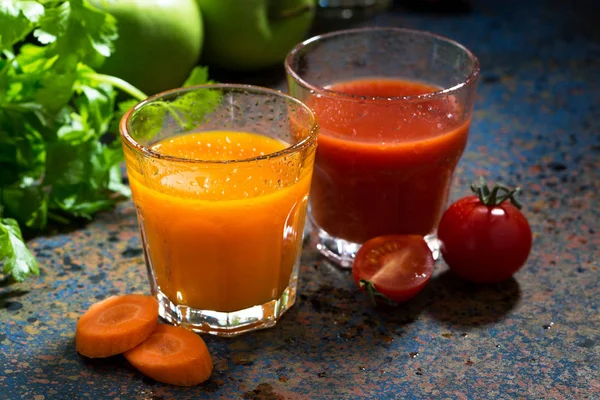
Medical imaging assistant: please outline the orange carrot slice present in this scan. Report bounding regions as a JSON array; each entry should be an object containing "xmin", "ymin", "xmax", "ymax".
[
  {"xmin": 124, "ymin": 324, "xmax": 213, "ymax": 386},
  {"xmin": 76, "ymin": 294, "xmax": 158, "ymax": 358}
]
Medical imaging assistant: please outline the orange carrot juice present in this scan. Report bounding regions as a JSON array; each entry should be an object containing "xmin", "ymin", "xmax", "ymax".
[{"xmin": 126, "ymin": 131, "xmax": 315, "ymax": 313}]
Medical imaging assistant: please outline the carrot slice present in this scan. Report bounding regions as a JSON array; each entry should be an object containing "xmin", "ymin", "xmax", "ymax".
[
  {"xmin": 124, "ymin": 324, "xmax": 213, "ymax": 386},
  {"xmin": 76, "ymin": 294, "xmax": 158, "ymax": 358}
]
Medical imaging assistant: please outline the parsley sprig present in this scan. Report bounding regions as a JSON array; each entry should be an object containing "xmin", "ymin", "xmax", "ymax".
[{"xmin": 0, "ymin": 0, "xmax": 212, "ymax": 282}]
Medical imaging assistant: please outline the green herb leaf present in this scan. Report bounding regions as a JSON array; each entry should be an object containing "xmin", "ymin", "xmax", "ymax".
[
  {"xmin": 1, "ymin": 184, "xmax": 48, "ymax": 231},
  {"xmin": 0, "ymin": 0, "xmax": 44, "ymax": 51},
  {"xmin": 107, "ymin": 98, "xmax": 138, "ymax": 138},
  {"xmin": 0, "ymin": 1, "xmax": 215, "ymax": 283},
  {"xmin": 0, "ymin": 0, "xmax": 124, "ymax": 281},
  {"xmin": 35, "ymin": 0, "xmax": 117, "ymax": 67},
  {"xmin": 0, "ymin": 218, "xmax": 39, "ymax": 281},
  {"xmin": 128, "ymin": 66, "xmax": 218, "ymax": 144},
  {"xmin": 0, "ymin": 113, "xmax": 46, "ymax": 187},
  {"xmin": 45, "ymin": 135, "xmax": 127, "ymax": 220},
  {"xmin": 183, "ymin": 66, "xmax": 214, "ymax": 87}
]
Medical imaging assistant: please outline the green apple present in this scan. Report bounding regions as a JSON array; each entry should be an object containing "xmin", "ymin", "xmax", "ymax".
[
  {"xmin": 196, "ymin": 0, "xmax": 315, "ymax": 71},
  {"xmin": 90, "ymin": 0, "xmax": 204, "ymax": 95}
]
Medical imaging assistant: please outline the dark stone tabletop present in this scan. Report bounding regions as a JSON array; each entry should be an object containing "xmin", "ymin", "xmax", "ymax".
[{"xmin": 1, "ymin": 0, "xmax": 598, "ymax": 398}]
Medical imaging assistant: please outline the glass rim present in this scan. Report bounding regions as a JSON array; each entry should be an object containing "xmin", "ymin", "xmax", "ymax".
[
  {"xmin": 120, "ymin": 83, "xmax": 319, "ymax": 165},
  {"xmin": 284, "ymin": 27, "xmax": 481, "ymax": 102}
]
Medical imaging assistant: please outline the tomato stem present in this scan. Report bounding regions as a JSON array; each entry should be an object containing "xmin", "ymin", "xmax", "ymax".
[
  {"xmin": 359, "ymin": 279, "xmax": 397, "ymax": 307},
  {"xmin": 470, "ymin": 177, "xmax": 522, "ymax": 209}
]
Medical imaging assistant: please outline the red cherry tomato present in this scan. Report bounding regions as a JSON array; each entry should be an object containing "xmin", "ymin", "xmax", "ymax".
[
  {"xmin": 352, "ymin": 235, "xmax": 434, "ymax": 305},
  {"xmin": 438, "ymin": 180, "xmax": 532, "ymax": 283}
]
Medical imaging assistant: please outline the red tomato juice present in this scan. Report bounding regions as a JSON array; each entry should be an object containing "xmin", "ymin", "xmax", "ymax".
[{"xmin": 308, "ymin": 78, "xmax": 470, "ymax": 243}]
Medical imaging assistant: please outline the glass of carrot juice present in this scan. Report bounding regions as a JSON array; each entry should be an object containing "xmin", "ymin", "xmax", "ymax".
[
  {"xmin": 120, "ymin": 84, "xmax": 318, "ymax": 336},
  {"xmin": 285, "ymin": 27, "xmax": 480, "ymax": 267}
]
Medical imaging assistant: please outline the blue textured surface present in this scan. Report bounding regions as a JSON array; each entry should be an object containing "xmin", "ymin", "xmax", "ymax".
[{"xmin": 1, "ymin": 1, "xmax": 599, "ymax": 398}]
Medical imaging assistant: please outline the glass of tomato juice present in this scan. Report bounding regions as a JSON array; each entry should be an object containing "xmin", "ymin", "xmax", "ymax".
[
  {"xmin": 120, "ymin": 85, "xmax": 318, "ymax": 336},
  {"xmin": 285, "ymin": 27, "xmax": 480, "ymax": 267}
]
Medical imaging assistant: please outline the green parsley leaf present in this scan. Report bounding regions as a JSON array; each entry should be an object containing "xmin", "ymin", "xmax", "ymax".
[
  {"xmin": 126, "ymin": 66, "xmax": 219, "ymax": 144},
  {"xmin": 0, "ymin": 218, "xmax": 39, "ymax": 282},
  {"xmin": 0, "ymin": 0, "xmax": 44, "ymax": 51},
  {"xmin": 1, "ymin": 182, "xmax": 48, "ymax": 231},
  {"xmin": 0, "ymin": 103, "xmax": 47, "ymax": 187},
  {"xmin": 35, "ymin": 0, "xmax": 117, "ymax": 67},
  {"xmin": 183, "ymin": 66, "xmax": 214, "ymax": 87},
  {"xmin": 0, "ymin": 1, "xmax": 214, "ymax": 283}
]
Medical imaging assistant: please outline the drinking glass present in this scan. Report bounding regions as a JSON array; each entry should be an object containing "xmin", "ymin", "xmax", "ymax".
[
  {"xmin": 285, "ymin": 27, "xmax": 479, "ymax": 267},
  {"xmin": 120, "ymin": 85, "xmax": 318, "ymax": 336}
]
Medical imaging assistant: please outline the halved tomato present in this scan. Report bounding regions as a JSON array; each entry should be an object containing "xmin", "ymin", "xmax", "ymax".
[{"xmin": 352, "ymin": 235, "xmax": 435, "ymax": 305}]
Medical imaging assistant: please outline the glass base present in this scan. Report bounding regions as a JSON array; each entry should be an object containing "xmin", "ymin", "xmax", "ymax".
[
  {"xmin": 155, "ymin": 283, "xmax": 297, "ymax": 337},
  {"xmin": 310, "ymin": 223, "xmax": 361, "ymax": 268},
  {"xmin": 310, "ymin": 220, "xmax": 442, "ymax": 269}
]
